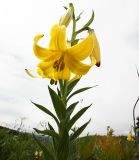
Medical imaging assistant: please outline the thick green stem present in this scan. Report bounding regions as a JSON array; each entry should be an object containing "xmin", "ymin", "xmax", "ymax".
[
  {"xmin": 57, "ymin": 80, "xmax": 69, "ymax": 160},
  {"xmin": 71, "ymin": 20, "xmax": 76, "ymax": 46},
  {"xmin": 59, "ymin": 80, "xmax": 68, "ymax": 106},
  {"xmin": 56, "ymin": 5, "xmax": 78, "ymax": 159},
  {"xmin": 63, "ymin": 80, "xmax": 68, "ymax": 105}
]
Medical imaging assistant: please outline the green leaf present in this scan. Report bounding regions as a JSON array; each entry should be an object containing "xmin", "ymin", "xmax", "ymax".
[
  {"xmin": 67, "ymin": 85, "xmax": 98, "ymax": 101},
  {"xmin": 67, "ymin": 104, "xmax": 91, "ymax": 130},
  {"xmin": 76, "ymin": 10, "xmax": 94, "ymax": 34},
  {"xmin": 76, "ymin": 11, "xmax": 83, "ymax": 21},
  {"xmin": 31, "ymin": 101, "xmax": 59, "ymax": 126},
  {"xmin": 66, "ymin": 101, "xmax": 79, "ymax": 121},
  {"xmin": 48, "ymin": 86, "xmax": 66, "ymax": 120},
  {"xmin": 70, "ymin": 119, "xmax": 91, "ymax": 141},
  {"xmin": 33, "ymin": 134, "xmax": 54, "ymax": 160},
  {"xmin": 67, "ymin": 78, "xmax": 81, "ymax": 96},
  {"xmin": 48, "ymin": 123, "xmax": 58, "ymax": 152},
  {"xmin": 57, "ymin": 87, "xmax": 61, "ymax": 98},
  {"xmin": 34, "ymin": 128, "xmax": 59, "ymax": 140},
  {"xmin": 82, "ymin": 10, "xmax": 94, "ymax": 28},
  {"xmin": 63, "ymin": 6, "xmax": 68, "ymax": 10},
  {"xmin": 48, "ymin": 122, "xmax": 54, "ymax": 130}
]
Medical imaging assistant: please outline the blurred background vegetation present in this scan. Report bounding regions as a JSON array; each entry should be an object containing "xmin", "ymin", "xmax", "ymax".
[{"xmin": 0, "ymin": 125, "xmax": 135, "ymax": 160}]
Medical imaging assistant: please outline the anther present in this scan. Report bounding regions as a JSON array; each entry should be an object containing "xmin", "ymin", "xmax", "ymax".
[
  {"xmin": 50, "ymin": 79, "xmax": 55, "ymax": 85},
  {"xmin": 53, "ymin": 60, "xmax": 59, "ymax": 68},
  {"xmin": 59, "ymin": 62, "xmax": 65, "ymax": 71}
]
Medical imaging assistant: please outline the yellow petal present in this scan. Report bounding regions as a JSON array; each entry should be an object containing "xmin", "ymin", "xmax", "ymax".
[
  {"xmin": 37, "ymin": 57, "xmax": 55, "ymax": 79},
  {"xmin": 33, "ymin": 34, "xmax": 54, "ymax": 60},
  {"xmin": 49, "ymin": 24, "xmax": 67, "ymax": 51},
  {"xmin": 37, "ymin": 64, "xmax": 55, "ymax": 79},
  {"xmin": 67, "ymin": 30, "xmax": 94, "ymax": 61},
  {"xmin": 90, "ymin": 54, "xmax": 97, "ymax": 66},
  {"xmin": 56, "ymin": 65, "xmax": 70, "ymax": 80},
  {"xmin": 65, "ymin": 54, "xmax": 95, "ymax": 75},
  {"xmin": 68, "ymin": 75, "xmax": 81, "ymax": 84},
  {"xmin": 91, "ymin": 31, "xmax": 101, "ymax": 67}
]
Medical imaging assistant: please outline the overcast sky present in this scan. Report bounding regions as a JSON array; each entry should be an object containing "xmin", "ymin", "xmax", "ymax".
[{"xmin": 0, "ymin": 0, "xmax": 139, "ymax": 135}]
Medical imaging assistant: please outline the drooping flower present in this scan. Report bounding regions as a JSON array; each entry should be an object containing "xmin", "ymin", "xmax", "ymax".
[{"xmin": 33, "ymin": 24, "xmax": 100, "ymax": 81}]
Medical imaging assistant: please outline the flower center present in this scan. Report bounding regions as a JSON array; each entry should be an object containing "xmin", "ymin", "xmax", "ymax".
[{"xmin": 53, "ymin": 56, "xmax": 65, "ymax": 72}]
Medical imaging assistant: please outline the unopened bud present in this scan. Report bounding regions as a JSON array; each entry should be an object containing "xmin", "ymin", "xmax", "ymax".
[{"xmin": 59, "ymin": 5, "xmax": 73, "ymax": 27}]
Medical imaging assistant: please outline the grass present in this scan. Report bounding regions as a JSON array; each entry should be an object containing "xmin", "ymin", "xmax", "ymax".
[{"xmin": 0, "ymin": 126, "xmax": 136, "ymax": 160}]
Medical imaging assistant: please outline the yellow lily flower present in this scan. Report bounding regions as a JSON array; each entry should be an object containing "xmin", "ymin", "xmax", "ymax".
[{"xmin": 33, "ymin": 24, "xmax": 100, "ymax": 80}]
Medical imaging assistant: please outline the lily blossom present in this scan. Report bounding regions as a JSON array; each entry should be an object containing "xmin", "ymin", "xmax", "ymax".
[{"xmin": 33, "ymin": 24, "xmax": 100, "ymax": 80}]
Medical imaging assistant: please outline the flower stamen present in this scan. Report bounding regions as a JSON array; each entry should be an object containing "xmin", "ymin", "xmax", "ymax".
[
  {"xmin": 50, "ymin": 79, "xmax": 57, "ymax": 85},
  {"xmin": 53, "ymin": 57, "xmax": 65, "ymax": 72}
]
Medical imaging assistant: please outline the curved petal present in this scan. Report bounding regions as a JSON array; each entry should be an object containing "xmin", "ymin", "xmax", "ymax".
[
  {"xmin": 67, "ymin": 30, "xmax": 94, "ymax": 61},
  {"xmin": 91, "ymin": 31, "xmax": 101, "ymax": 67},
  {"xmin": 37, "ymin": 61, "xmax": 70, "ymax": 80},
  {"xmin": 33, "ymin": 34, "xmax": 54, "ymax": 60},
  {"xmin": 25, "ymin": 69, "xmax": 39, "ymax": 78},
  {"xmin": 37, "ymin": 67, "xmax": 55, "ymax": 79},
  {"xmin": 65, "ymin": 54, "xmax": 96, "ymax": 75},
  {"xmin": 49, "ymin": 24, "xmax": 67, "ymax": 51},
  {"xmin": 37, "ymin": 61, "xmax": 55, "ymax": 79}
]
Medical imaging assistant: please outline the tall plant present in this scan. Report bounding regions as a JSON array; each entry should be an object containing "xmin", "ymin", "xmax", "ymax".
[{"xmin": 26, "ymin": 3, "xmax": 100, "ymax": 160}]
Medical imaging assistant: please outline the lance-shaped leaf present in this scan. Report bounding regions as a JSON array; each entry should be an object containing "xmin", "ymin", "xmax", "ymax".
[
  {"xmin": 33, "ymin": 134, "xmax": 54, "ymax": 160},
  {"xmin": 67, "ymin": 78, "xmax": 81, "ymax": 96},
  {"xmin": 48, "ymin": 123, "xmax": 57, "ymax": 151},
  {"xmin": 48, "ymin": 86, "xmax": 66, "ymax": 120},
  {"xmin": 67, "ymin": 85, "xmax": 98, "ymax": 101},
  {"xmin": 63, "ymin": 6, "xmax": 68, "ymax": 10},
  {"xmin": 70, "ymin": 119, "xmax": 91, "ymax": 141},
  {"xmin": 34, "ymin": 128, "xmax": 60, "ymax": 140},
  {"xmin": 57, "ymin": 87, "xmax": 61, "ymax": 98},
  {"xmin": 48, "ymin": 122, "xmax": 54, "ymax": 131},
  {"xmin": 82, "ymin": 10, "xmax": 94, "ymax": 28},
  {"xmin": 66, "ymin": 101, "xmax": 79, "ymax": 121},
  {"xmin": 67, "ymin": 104, "xmax": 91, "ymax": 130},
  {"xmin": 76, "ymin": 11, "xmax": 83, "ymax": 21},
  {"xmin": 31, "ymin": 101, "xmax": 59, "ymax": 126},
  {"xmin": 76, "ymin": 10, "xmax": 94, "ymax": 34}
]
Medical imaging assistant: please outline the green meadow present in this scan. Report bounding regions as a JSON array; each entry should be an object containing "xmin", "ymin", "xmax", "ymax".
[{"xmin": 0, "ymin": 126, "xmax": 135, "ymax": 160}]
